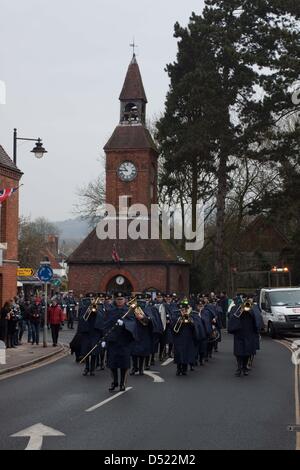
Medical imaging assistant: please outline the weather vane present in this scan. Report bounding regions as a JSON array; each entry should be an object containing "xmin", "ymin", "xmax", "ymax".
[{"xmin": 130, "ymin": 39, "xmax": 138, "ymax": 56}]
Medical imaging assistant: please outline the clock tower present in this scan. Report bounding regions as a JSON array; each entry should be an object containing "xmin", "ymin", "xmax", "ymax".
[
  {"xmin": 104, "ymin": 53, "xmax": 158, "ymax": 211},
  {"xmin": 68, "ymin": 54, "xmax": 190, "ymax": 296}
]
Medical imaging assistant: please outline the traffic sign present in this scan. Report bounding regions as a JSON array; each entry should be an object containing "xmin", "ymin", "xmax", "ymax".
[
  {"xmin": 37, "ymin": 265, "xmax": 53, "ymax": 283},
  {"xmin": 52, "ymin": 279, "xmax": 62, "ymax": 287},
  {"xmin": 17, "ymin": 268, "xmax": 35, "ymax": 277}
]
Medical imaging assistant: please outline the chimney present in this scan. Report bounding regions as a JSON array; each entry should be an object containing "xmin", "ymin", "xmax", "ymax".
[{"xmin": 47, "ymin": 235, "xmax": 59, "ymax": 256}]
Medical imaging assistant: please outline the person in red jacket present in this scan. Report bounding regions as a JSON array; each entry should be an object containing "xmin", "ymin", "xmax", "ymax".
[{"xmin": 48, "ymin": 298, "xmax": 64, "ymax": 346}]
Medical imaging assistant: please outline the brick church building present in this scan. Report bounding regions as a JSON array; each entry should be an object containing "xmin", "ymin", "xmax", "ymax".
[
  {"xmin": 68, "ymin": 54, "xmax": 190, "ymax": 296},
  {"xmin": 0, "ymin": 145, "xmax": 22, "ymax": 306}
]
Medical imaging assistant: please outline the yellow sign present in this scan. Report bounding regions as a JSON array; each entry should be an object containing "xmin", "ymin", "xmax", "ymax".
[{"xmin": 17, "ymin": 268, "xmax": 35, "ymax": 277}]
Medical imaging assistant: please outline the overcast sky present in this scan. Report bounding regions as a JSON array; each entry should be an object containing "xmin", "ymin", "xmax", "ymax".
[{"xmin": 0, "ymin": 0, "xmax": 205, "ymax": 221}]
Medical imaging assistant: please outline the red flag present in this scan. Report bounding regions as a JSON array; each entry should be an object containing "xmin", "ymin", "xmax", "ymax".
[{"xmin": 112, "ymin": 245, "xmax": 120, "ymax": 263}]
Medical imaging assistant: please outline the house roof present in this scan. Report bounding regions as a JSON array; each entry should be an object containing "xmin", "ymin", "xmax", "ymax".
[
  {"xmin": 237, "ymin": 215, "xmax": 290, "ymax": 253},
  {"xmin": 0, "ymin": 145, "xmax": 22, "ymax": 174},
  {"xmin": 119, "ymin": 54, "xmax": 147, "ymax": 102},
  {"xmin": 68, "ymin": 228, "xmax": 189, "ymax": 265}
]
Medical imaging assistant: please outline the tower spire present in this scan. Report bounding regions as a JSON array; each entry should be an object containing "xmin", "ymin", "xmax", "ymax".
[{"xmin": 119, "ymin": 51, "xmax": 147, "ymax": 124}]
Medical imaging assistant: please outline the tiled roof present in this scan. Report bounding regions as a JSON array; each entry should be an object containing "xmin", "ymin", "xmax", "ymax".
[
  {"xmin": 0, "ymin": 145, "xmax": 21, "ymax": 173},
  {"xmin": 68, "ymin": 229, "xmax": 189, "ymax": 265},
  {"xmin": 119, "ymin": 55, "xmax": 147, "ymax": 102},
  {"xmin": 104, "ymin": 125, "xmax": 157, "ymax": 151}
]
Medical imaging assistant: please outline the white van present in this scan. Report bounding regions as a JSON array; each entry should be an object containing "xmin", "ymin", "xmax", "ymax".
[{"xmin": 259, "ymin": 288, "xmax": 300, "ymax": 338}]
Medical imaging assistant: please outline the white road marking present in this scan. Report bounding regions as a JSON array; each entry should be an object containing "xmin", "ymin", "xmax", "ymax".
[
  {"xmin": 144, "ymin": 370, "xmax": 165, "ymax": 383},
  {"xmin": 11, "ymin": 423, "xmax": 65, "ymax": 451},
  {"xmin": 161, "ymin": 358, "xmax": 173, "ymax": 367},
  {"xmin": 85, "ymin": 387, "xmax": 133, "ymax": 413}
]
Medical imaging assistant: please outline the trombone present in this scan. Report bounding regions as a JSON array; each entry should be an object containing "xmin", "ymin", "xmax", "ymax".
[
  {"xmin": 173, "ymin": 307, "xmax": 193, "ymax": 334},
  {"xmin": 82, "ymin": 297, "xmax": 101, "ymax": 321}
]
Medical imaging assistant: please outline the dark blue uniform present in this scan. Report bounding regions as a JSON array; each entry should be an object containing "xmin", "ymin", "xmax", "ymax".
[
  {"xmin": 78, "ymin": 305, "xmax": 103, "ymax": 375},
  {"xmin": 228, "ymin": 306, "xmax": 258, "ymax": 376},
  {"xmin": 104, "ymin": 305, "xmax": 137, "ymax": 390},
  {"xmin": 171, "ymin": 311, "xmax": 200, "ymax": 375}
]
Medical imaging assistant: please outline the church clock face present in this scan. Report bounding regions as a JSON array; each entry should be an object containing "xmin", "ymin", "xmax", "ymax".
[{"xmin": 117, "ymin": 161, "xmax": 137, "ymax": 182}]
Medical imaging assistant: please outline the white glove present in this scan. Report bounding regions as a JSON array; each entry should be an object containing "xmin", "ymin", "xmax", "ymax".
[
  {"xmin": 101, "ymin": 341, "xmax": 106, "ymax": 348},
  {"xmin": 117, "ymin": 319, "xmax": 124, "ymax": 326}
]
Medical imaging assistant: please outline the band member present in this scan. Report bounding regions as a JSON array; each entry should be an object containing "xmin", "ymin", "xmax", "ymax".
[
  {"xmin": 78, "ymin": 295, "xmax": 104, "ymax": 376},
  {"xmin": 151, "ymin": 292, "xmax": 166, "ymax": 363},
  {"xmin": 144, "ymin": 294, "xmax": 163, "ymax": 370},
  {"xmin": 228, "ymin": 298, "xmax": 259, "ymax": 377},
  {"xmin": 65, "ymin": 291, "xmax": 77, "ymax": 329},
  {"xmin": 103, "ymin": 292, "xmax": 137, "ymax": 392},
  {"xmin": 195, "ymin": 300, "xmax": 209, "ymax": 366},
  {"xmin": 130, "ymin": 294, "xmax": 153, "ymax": 376},
  {"xmin": 246, "ymin": 294, "xmax": 264, "ymax": 369},
  {"xmin": 202, "ymin": 298, "xmax": 220, "ymax": 359},
  {"xmin": 171, "ymin": 300, "xmax": 200, "ymax": 376},
  {"xmin": 164, "ymin": 294, "xmax": 178, "ymax": 358}
]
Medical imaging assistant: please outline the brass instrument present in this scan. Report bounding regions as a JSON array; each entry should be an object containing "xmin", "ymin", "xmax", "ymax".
[
  {"xmin": 173, "ymin": 307, "xmax": 193, "ymax": 334},
  {"xmin": 82, "ymin": 297, "xmax": 101, "ymax": 321},
  {"xmin": 234, "ymin": 300, "xmax": 253, "ymax": 318},
  {"xmin": 133, "ymin": 303, "xmax": 149, "ymax": 326}
]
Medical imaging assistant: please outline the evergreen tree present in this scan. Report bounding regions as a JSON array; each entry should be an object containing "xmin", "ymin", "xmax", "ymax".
[{"xmin": 157, "ymin": 0, "xmax": 300, "ymax": 290}]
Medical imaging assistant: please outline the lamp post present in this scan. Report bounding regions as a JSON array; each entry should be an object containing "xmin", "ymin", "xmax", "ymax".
[{"xmin": 13, "ymin": 128, "xmax": 47, "ymax": 165}]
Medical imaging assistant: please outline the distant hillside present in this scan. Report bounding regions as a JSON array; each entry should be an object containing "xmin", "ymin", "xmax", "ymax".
[{"xmin": 54, "ymin": 218, "xmax": 91, "ymax": 241}]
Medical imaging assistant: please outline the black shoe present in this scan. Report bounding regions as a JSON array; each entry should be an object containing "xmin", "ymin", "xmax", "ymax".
[
  {"xmin": 145, "ymin": 365, "xmax": 150, "ymax": 371},
  {"xmin": 90, "ymin": 371, "xmax": 95, "ymax": 376},
  {"xmin": 130, "ymin": 368, "xmax": 138, "ymax": 376},
  {"xmin": 139, "ymin": 371, "xmax": 144, "ymax": 376},
  {"xmin": 83, "ymin": 369, "xmax": 89, "ymax": 376},
  {"xmin": 235, "ymin": 369, "xmax": 242, "ymax": 377},
  {"xmin": 190, "ymin": 366, "xmax": 194, "ymax": 371},
  {"xmin": 109, "ymin": 383, "xmax": 118, "ymax": 392},
  {"xmin": 120, "ymin": 385, "xmax": 126, "ymax": 392},
  {"xmin": 243, "ymin": 370, "xmax": 249, "ymax": 376},
  {"xmin": 182, "ymin": 371, "xmax": 187, "ymax": 376},
  {"xmin": 176, "ymin": 370, "xmax": 181, "ymax": 376}
]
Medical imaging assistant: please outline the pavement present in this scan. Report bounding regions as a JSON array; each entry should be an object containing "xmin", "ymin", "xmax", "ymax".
[
  {"xmin": 0, "ymin": 327, "xmax": 75, "ymax": 376},
  {"xmin": 0, "ymin": 331, "xmax": 299, "ymax": 450}
]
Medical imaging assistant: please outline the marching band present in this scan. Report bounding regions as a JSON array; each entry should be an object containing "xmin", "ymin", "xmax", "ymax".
[{"xmin": 68, "ymin": 290, "xmax": 263, "ymax": 391}]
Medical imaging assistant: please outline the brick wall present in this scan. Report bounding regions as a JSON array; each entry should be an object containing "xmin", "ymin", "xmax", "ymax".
[
  {"xmin": 68, "ymin": 263, "xmax": 190, "ymax": 297},
  {"xmin": 106, "ymin": 149, "xmax": 158, "ymax": 210},
  {"xmin": 0, "ymin": 167, "xmax": 21, "ymax": 306}
]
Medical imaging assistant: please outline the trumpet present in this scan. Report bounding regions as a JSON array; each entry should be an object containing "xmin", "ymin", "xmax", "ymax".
[{"xmin": 173, "ymin": 307, "xmax": 193, "ymax": 334}]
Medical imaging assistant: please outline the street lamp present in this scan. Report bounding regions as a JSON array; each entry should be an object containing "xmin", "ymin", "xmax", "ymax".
[{"xmin": 13, "ymin": 128, "xmax": 47, "ymax": 165}]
